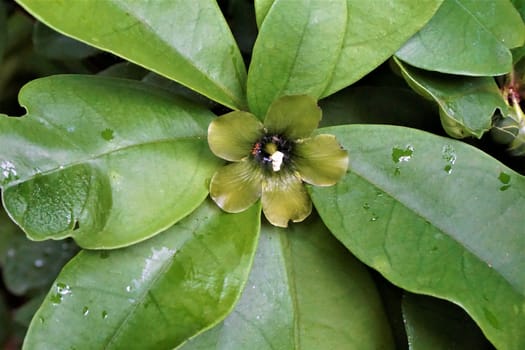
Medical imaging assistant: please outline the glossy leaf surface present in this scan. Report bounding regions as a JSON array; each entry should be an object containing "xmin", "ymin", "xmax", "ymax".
[
  {"xmin": 247, "ymin": 0, "xmax": 443, "ymax": 117},
  {"xmin": 311, "ymin": 125, "xmax": 525, "ymax": 349},
  {"xmin": 395, "ymin": 59, "xmax": 507, "ymax": 138},
  {"xmin": 180, "ymin": 217, "xmax": 394, "ymax": 349},
  {"xmin": 0, "ymin": 75, "xmax": 220, "ymax": 249},
  {"xmin": 396, "ymin": 0, "xmax": 525, "ymax": 75},
  {"xmin": 23, "ymin": 200, "xmax": 261, "ymax": 349},
  {"xmin": 16, "ymin": 0, "xmax": 247, "ymax": 110}
]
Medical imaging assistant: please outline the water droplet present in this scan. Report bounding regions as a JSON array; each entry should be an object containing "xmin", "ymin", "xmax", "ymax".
[
  {"xmin": 38, "ymin": 317, "xmax": 45, "ymax": 324},
  {"xmin": 126, "ymin": 285, "xmax": 133, "ymax": 292},
  {"xmin": 50, "ymin": 283, "xmax": 72, "ymax": 305},
  {"xmin": 391, "ymin": 145, "xmax": 414, "ymax": 163},
  {"xmin": 498, "ymin": 172, "xmax": 511, "ymax": 191},
  {"xmin": 255, "ymin": 315, "xmax": 261, "ymax": 320},
  {"xmin": 82, "ymin": 306, "xmax": 89, "ymax": 316},
  {"xmin": 34, "ymin": 259, "xmax": 45, "ymax": 268},
  {"xmin": 102, "ymin": 310, "xmax": 108, "ymax": 319},
  {"xmin": 0, "ymin": 160, "xmax": 18, "ymax": 184},
  {"xmin": 441, "ymin": 145, "xmax": 457, "ymax": 174},
  {"xmin": 101, "ymin": 128, "xmax": 114, "ymax": 141},
  {"xmin": 370, "ymin": 214, "xmax": 378, "ymax": 222},
  {"xmin": 362, "ymin": 203, "xmax": 370, "ymax": 210}
]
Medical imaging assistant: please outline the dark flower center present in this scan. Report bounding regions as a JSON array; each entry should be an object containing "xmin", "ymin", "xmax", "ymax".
[{"xmin": 251, "ymin": 134, "xmax": 293, "ymax": 172}]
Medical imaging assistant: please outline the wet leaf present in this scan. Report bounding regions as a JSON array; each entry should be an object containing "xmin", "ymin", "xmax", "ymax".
[
  {"xmin": 17, "ymin": 0, "xmax": 247, "ymax": 110},
  {"xmin": 311, "ymin": 124, "xmax": 525, "ymax": 349},
  {"xmin": 247, "ymin": 0, "xmax": 443, "ymax": 117},
  {"xmin": 23, "ymin": 200, "xmax": 261, "ymax": 349},
  {"xmin": 396, "ymin": 0, "xmax": 525, "ymax": 75},
  {"xmin": 395, "ymin": 58, "xmax": 507, "ymax": 138},
  {"xmin": 180, "ymin": 216, "xmax": 394, "ymax": 349},
  {"xmin": 402, "ymin": 293, "xmax": 493, "ymax": 350},
  {"xmin": 0, "ymin": 75, "xmax": 220, "ymax": 249}
]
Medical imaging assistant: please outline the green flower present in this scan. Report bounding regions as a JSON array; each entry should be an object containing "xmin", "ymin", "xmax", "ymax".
[{"xmin": 208, "ymin": 95, "xmax": 348, "ymax": 227}]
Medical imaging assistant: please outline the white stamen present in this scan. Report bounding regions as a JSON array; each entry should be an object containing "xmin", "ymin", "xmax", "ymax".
[{"xmin": 270, "ymin": 151, "xmax": 284, "ymax": 172}]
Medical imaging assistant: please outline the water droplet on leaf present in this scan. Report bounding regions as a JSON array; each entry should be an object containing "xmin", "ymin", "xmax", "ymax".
[
  {"xmin": 101, "ymin": 128, "xmax": 114, "ymax": 141},
  {"xmin": 391, "ymin": 145, "xmax": 414, "ymax": 163},
  {"xmin": 441, "ymin": 145, "xmax": 457, "ymax": 174},
  {"xmin": 498, "ymin": 172, "xmax": 511, "ymax": 191}
]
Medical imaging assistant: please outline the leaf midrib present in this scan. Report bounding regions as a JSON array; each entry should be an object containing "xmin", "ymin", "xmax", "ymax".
[
  {"xmin": 109, "ymin": 0, "xmax": 245, "ymax": 109},
  {"xmin": 5, "ymin": 135, "xmax": 207, "ymax": 188}
]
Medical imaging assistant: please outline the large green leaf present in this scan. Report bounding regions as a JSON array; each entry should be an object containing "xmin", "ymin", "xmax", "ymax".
[
  {"xmin": 247, "ymin": 0, "xmax": 443, "ymax": 117},
  {"xmin": 311, "ymin": 125, "xmax": 525, "ymax": 349},
  {"xmin": 180, "ymin": 216, "xmax": 394, "ymax": 349},
  {"xmin": 0, "ymin": 75, "xmax": 220, "ymax": 249},
  {"xmin": 396, "ymin": 0, "xmax": 525, "ymax": 76},
  {"xmin": 23, "ymin": 200, "xmax": 261, "ymax": 349},
  {"xmin": 16, "ymin": 0, "xmax": 247, "ymax": 110},
  {"xmin": 395, "ymin": 58, "xmax": 507, "ymax": 139}
]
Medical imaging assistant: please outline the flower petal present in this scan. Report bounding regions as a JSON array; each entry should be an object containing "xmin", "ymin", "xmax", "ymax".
[
  {"xmin": 294, "ymin": 134, "xmax": 349, "ymax": 186},
  {"xmin": 208, "ymin": 111, "xmax": 264, "ymax": 161},
  {"xmin": 261, "ymin": 173, "xmax": 312, "ymax": 227},
  {"xmin": 210, "ymin": 161, "xmax": 262, "ymax": 213},
  {"xmin": 264, "ymin": 95, "xmax": 321, "ymax": 139}
]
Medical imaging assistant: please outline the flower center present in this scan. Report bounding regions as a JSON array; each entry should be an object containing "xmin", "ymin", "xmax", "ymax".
[{"xmin": 251, "ymin": 134, "xmax": 293, "ymax": 172}]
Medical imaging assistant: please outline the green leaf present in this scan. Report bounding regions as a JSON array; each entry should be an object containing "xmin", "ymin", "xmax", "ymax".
[
  {"xmin": 254, "ymin": 0, "xmax": 274, "ymax": 28},
  {"xmin": 0, "ymin": 75, "xmax": 221, "ymax": 249},
  {"xmin": 311, "ymin": 124, "xmax": 525, "ymax": 349},
  {"xmin": 396, "ymin": 0, "xmax": 525, "ymax": 76},
  {"xmin": 23, "ymin": 200, "xmax": 261, "ymax": 350},
  {"xmin": 3, "ymin": 236, "xmax": 78, "ymax": 296},
  {"xmin": 395, "ymin": 58, "xmax": 507, "ymax": 138},
  {"xmin": 32, "ymin": 21, "xmax": 99, "ymax": 61},
  {"xmin": 247, "ymin": 0, "xmax": 443, "ymax": 117},
  {"xmin": 180, "ymin": 216, "xmax": 394, "ymax": 349},
  {"xmin": 16, "ymin": 0, "xmax": 247, "ymax": 110},
  {"xmin": 402, "ymin": 293, "xmax": 493, "ymax": 350}
]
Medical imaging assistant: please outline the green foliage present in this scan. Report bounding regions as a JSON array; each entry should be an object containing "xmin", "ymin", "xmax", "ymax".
[
  {"xmin": 396, "ymin": 0, "xmax": 525, "ymax": 75},
  {"xmin": 0, "ymin": 0, "xmax": 523, "ymax": 348}
]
